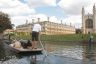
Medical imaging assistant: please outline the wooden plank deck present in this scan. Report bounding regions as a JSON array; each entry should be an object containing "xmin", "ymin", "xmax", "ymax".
[
  {"xmin": 3, "ymin": 40, "xmax": 43, "ymax": 55},
  {"xmin": 10, "ymin": 46, "xmax": 43, "ymax": 55},
  {"xmin": 17, "ymin": 48, "xmax": 42, "ymax": 52},
  {"xmin": 4, "ymin": 43, "xmax": 42, "ymax": 55}
]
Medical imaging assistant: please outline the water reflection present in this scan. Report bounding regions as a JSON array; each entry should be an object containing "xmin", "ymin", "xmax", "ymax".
[
  {"xmin": 44, "ymin": 42, "xmax": 83, "ymax": 60},
  {"xmin": 82, "ymin": 41, "xmax": 96, "ymax": 64},
  {"xmin": 1, "ymin": 41, "xmax": 96, "ymax": 64}
]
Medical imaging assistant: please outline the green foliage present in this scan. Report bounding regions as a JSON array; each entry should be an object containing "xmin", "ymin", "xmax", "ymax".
[
  {"xmin": 40, "ymin": 34, "xmax": 96, "ymax": 42},
  {"xmin": 40, "ymin": 34, "xmax": 84, "ymax": 42},
  {"xmin": 11, "ymin": 32, "xmax": 96, "ymax": 42},
  {"xmin": 13, "ymin": 32, "xmax": 31, "ymax": 40},
  {"xmin": 0, "ymin": 12, "xmax": 12, "ymax": 33}
]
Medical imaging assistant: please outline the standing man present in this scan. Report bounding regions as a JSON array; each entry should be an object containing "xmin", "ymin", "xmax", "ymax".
[{"xmin": 32, "ymin": 23, "xmax": 41, "ymax": 49}]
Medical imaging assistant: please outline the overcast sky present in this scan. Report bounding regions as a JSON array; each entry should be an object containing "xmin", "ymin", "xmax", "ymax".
[{"xmin": 0, "ymin": 0, "xmax": 96, "ymax": 28}]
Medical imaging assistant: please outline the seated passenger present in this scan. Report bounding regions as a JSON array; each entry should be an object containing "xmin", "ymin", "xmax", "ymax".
[
  {"xmin": 14, "ymin": 40, "xmax": 22, "ymax": 48},
  {"xmin": 20, "ymin": 40, "xmax": 32, "ymax": 49},
  {"xmin": 10, "ymin": 40, "xmax": 22, "ymax": 48}
]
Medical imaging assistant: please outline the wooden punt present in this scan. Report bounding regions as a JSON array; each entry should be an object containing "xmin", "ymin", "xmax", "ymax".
[
  {"xmin": 7, "ymin": 44, "xmax": 43, "ymax": 55},
  {"xmin": 3, "ymin": 40, "xmax": 43, "ymax": 55},
  {"xmin": 10, "ymin": 46, "xmax": 43, "ymax": 55}
]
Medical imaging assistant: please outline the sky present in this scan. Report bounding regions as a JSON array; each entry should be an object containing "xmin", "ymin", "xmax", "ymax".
[{"xmin": 0, "ymin": 0, "xmax": 96, "ymax": 28}]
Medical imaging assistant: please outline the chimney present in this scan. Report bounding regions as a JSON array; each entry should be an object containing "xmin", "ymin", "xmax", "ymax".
[
  {"xmin": 47, "ymin": 17, "xmax": 49, "ymax": 22},
  {"xmin": 26, "ymin": 20, "xmax": 28, "ymax": 24},
  {"xmin": 32, "ymin": 19, "xmax": 34, "ymax": 23},
  {"xmin": 70, "ymin": 22, "xmax": 72, "ymax": 26},
  {"xmin": 61, "ymin": 20, "xmax": 62, "ymax": 24},
  {"xmin": 38, "ymin": 18, "xmax": 40, "ymax": 22}
]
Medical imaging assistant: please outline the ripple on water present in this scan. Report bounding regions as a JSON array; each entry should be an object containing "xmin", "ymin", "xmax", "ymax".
[
  {"xmin": 51, "ymin": 46, "xmax": 83, "ymax": 60},
  {"xmin": 2, "ymin": 57, "xmax": 31, "ymax": 64}
]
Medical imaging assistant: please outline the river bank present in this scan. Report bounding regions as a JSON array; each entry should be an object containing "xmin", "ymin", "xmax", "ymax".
[{"xmin": 8, "ymin": 33, "xmax": 96, "ymax": 42}]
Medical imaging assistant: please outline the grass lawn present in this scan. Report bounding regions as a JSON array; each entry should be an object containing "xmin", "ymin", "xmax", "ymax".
[
  {"xmin": 9, "ymin": 32, "xmax": 96, "ymax": 42},
  {"xmin": 40, "ymin": 34, "xmax": 95, "ymax": 42}
]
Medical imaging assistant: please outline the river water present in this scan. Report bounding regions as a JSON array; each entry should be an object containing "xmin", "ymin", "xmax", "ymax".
[{"xmin": 0, "ymin": 41, "xmax": 96, "ymax": 64}]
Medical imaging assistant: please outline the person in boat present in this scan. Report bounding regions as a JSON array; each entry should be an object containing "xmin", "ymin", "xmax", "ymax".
[
  {"xmin": 32, "ymin": 22, "xmax": 41, "ymax": 49},
  {"xmin": 10, "ymin": 39, "xmax": 22, "ymax": 48},
  {"xmin": 20, "ymin": 39, "xmax": 32, "ymax": 49},
  {"xmin": 10, "ymin": 39, "xmax": 32, "ymax": 49}
]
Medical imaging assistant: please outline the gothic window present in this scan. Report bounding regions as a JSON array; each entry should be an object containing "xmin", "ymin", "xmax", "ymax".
[{"xmin": 85, "ymin": 19, "xmax": 93, "ymax": 28}]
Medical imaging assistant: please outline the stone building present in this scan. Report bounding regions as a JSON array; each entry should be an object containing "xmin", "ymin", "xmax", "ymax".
[
  {"xmin": 3, "ymin": 29, "xmax": 14, "ymax": 34},
  {"xmin": 82, "ymin": 5, "xmax": 96, "ymax": 34},
  {"xmin": 16, "ymin": 21, "xmax": 75, "ymax": 35}
]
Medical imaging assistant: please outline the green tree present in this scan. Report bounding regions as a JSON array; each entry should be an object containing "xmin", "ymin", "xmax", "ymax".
[{"xmin": 0, "ymin": 12, "xmax": 12, "ymax": 33}]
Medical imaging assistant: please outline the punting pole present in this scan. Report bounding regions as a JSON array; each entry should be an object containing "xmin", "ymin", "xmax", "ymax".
[
  {"xmin": 39, "ymin": 34, "xmax": 51, "ymax": 64},
  {"xmin": 39, "ymin": 33, "xmax": 48, "ymax": 57}
]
